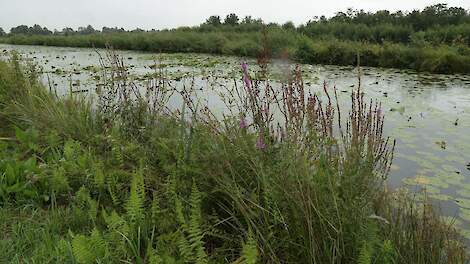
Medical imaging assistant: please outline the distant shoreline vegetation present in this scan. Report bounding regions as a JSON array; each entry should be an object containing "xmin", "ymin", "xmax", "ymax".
[{"xmin": 0, "ymin": 4, "xmax": 469, "ymax": 74}]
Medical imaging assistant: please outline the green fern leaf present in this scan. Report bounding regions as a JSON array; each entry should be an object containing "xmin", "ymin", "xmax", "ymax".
[
  {"xmin": 242, "ymin": 231, "xmax": 258, "ymax": 264},
  {"xmin": 72, "ymin": 228, "xmax": 108, "ymax": 263},
  {"xmin": 126, "ymin": 169, "xmax": 145, "ymax": 225},
  {"xmin": 357, "ymin": 241, "xmax": 372, "ymax": 264}
]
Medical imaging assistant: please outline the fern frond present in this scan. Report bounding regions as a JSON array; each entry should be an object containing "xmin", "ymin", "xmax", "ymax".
[
  {"xmin": 189, "ymin": 182, "xmax": 207, "ymax": 264},
  {"xmin": 357, "ymin": 240, "xmax": 372, "ymax": 264},
  {"xmin": 93, "ymin": 161, "xmax": 105, "ymax": 189},
  {"xmin": 241, "ymin": 231, "xmax": 258, "ymax": 264},
  {"xmin": 75, "ymin": 186, "xmax": 98, "ymax": 223},
  {"xmin": 176, "ymin": 181, "xmax": 208, "ymax": 264},
  {"xmin": 72, "ymin": 228, "xmax": 108, "ymax": 264},
  {"xmin": 151, "ymin": 191, "xmax": 161, "ymax": 227},
  {"xmin": 379, "ymin": 240, "xmax": 396, "ymax": 264},
  {"xmin": 147, "ymin": 245, "xmax": 163, "ymax": 264},
  {"xmin": 103, "ymin": 210, "xmax": 130, "ymax": 237},
  {"xmin": 126, "ymin": 169, "xmax": 145, "ymax": 225}
]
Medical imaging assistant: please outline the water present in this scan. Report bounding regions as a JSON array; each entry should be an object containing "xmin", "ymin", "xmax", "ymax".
[{"xmin": 2, "ymin": 43, "xmax": 470, "ymax": 237}]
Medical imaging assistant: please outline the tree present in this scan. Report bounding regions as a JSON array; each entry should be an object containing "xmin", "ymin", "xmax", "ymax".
[
  {"xmin": 282, "ymin": 21, "xmax": 296, "ymax": 31},
  {"xmin": 29, "ymin": 24, "xmax": 52, "ymax": 35},
  {"xmin": 10, "ymin": 25, "xmax": 30, "ymax": 34},
  {"xmin": 205, "ymin": 15, "xmax": 222, "ymax": 26},
  {"xmin": 224, "ymin": 13, "xmax": 239, "ymax": 26},
  {"xmin": 61, "ymin": 27, "xmax": 75, "ymax": 36},
  {"xmin": 78, "ymin": 25, "xmax": 97, "ymax": 35},
  {"xmin": 131, "ymin": 28, "xmax": 145, "ymax": 33},
  {"xmin": 102, "ymin": 27, "xmax": 126, "ymax": 33},
  {"xmin": 241, "ymin": 16, "xmax": 254, "ymax": 24},
  {"xmin": 0, "ymin": 27, "xmax": 5, "ymax": 37},
  {"xmin": 241, "ymin": 16, "xmax": 263, "ymax": 25}
]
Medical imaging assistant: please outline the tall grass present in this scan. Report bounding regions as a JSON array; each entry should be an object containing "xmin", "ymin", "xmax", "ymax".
[{"xmin": 0, "ymin": 50, "xmax": 467, "ymax": 263}]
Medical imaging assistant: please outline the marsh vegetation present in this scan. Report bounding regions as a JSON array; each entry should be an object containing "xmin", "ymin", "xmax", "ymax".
[{"xmin": 0, "ymin": 4, "xmax": 469, "ymax": 73}]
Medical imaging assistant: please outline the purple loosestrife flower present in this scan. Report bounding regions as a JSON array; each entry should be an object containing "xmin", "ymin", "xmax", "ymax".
[
  {"xmin": 239, "ymin": 117, "xmax": 248, "ymax": 129},
  {"xmin": 241, "ymin": 61, "xmax": 252, "ymax": 90},
  {"xmin": 241, "ymin": 61, "xmax": 248, "ymax": 72},
  {"xmin": 256, "ymin": 135, "xmax": 266, "ymax": 150}
]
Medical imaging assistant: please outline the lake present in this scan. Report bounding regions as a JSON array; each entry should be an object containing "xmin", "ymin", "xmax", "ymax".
[{"xmin": 2, "ymin": 43, "xmax": 470, "ymax": 237}]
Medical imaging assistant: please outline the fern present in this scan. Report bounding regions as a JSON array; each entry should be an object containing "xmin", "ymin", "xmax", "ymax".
[
  {"xmin": 175, "ymin": 181, "xmax": 208, "ymax": 264},
  {"xmin": 126, "ymin": 169, "xmax": 145, "ymax": 225},
  {"xmin": 75, "ymin": 186, "xmax": 98, "ymax": 223},
  {"xmin": 189, "ymin": 183, "xmax": 207, "ymax": 264},
  {"xmin": 93, "ymin": 161, "xmax": 105, "ymax": 189},
  {"xmin": 151, "ymin": 191, "xmax": 161, "ymax": 227},
  {"xmin": 72, "ymin": 228, "xmax": 108, "ymax": 264},
  {"xmin": 106, "ymin": 172, "xmax": 120, "ymax": 206},
  {"xmin": 147, "ymin": 245, "xmax": 163, "ymax": 264},
  {"xmin": 63, "ymin": 140, "xmax": 78, "ymax": 161},
  {"xmin": 111, "ymin": 141, "xmax": 124, "ymax": 167},
  {"xmin": 379, "ymin": 240, "xmax": 396, "ymax": 264},
  {"xmin": 56, "ymin": 238, "xmax": 74, "ymax": 262},
  {"xmin": 103, "ymin": 210, "xmax": 130, "ymax": 238},
  {"xmin": 357, "ymin": 240, "xmax": 372, "ymax": 264},
  {"xmin": 241, "ymin": 231, "xmax": 258, "ymax": 264}
]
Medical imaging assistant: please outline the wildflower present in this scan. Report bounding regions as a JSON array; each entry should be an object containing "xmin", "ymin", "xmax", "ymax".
[
  {"xmin": 243, "ymin": 75, "xmax": 252, "ymax": 90},
  {"xmin": 241, "ymin": 61, "xmax": 252, "ymax": 90},
  {"xmin": 241, "ymin": 61, "xmax": 248, "ymax": 72},
  {"xmin": 239, "ymin": 117, "xmax": 248, "ymax": 129},
  {"xmin": 256, "ymin": 135, "xmax": 266, "ymax": 150}
]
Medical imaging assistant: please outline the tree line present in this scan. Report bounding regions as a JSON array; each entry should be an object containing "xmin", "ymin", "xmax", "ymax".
[
  {"xmin": 1, "ymin": 4, "xmax": 468, "ymax": 39},
  {"xmin": 0, "ymin": 24, "xmax": 146, "ymax": 36}
]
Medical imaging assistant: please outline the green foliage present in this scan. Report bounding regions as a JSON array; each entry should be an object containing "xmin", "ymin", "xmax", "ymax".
[
  {"xmin": 241, "ymin": 231, "xmax": 258, "ymax": 264},
  {"xmin": 126, "ymin": 169, "xmax": 146, "ymax": 225},
  {"xmin": 174, "ymin": 181, "xmax": 208, "ymax": 263},
  {"xmin": 72, "ymin": 228, "xmax": 109, "ymax": 263},
  {"xmin": 379, "ymin": 240, "xmax": 396, "ymax": 264},
  {"xmin": 357, "ymin": 241, "xmax": 372, "ymax": 264}
]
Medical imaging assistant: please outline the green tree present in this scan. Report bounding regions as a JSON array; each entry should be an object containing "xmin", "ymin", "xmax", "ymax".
[
  {"xmin": 30, "ymin": 24, "xmax": 52, "ymax": 35},
  {"xmin": 282, "ymin": 21, "xmax": 296, "ymax": 31},
  {"xmin": 224, "ymin": 13, "xmax": 239, "ymax": 26},
  {"xmin": 10, "ymin": 25, "xmax": 30, "ymax": 34},
  {"xmin": 205, "ymin": 15, "xmax": 222, "ymax": 26},
  {"xmin": 61, "ymin": 27, "xmax": 75, "ymax": 36},
  {"xmin": 78, "ymin": 25, "xmax": 96, "ymax": 35},
  {"xmin": 0, "ymin": 27, "xmax": 5, "ymax": 36},
  {"xmin": 102, "ymin": 27, "xmax": 126, "ymax": 33}
]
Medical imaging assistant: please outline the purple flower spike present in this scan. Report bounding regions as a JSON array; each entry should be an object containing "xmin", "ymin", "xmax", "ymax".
[
  {"xmin": 241, "ymin": 61, "xmax": 252, "ymax": 90},
  {"xmin": 256, "ymin": 136, "xmax": 266, "ymax": 150},
  {"xmin": 241, "ymin": 61, "xmax": 248, "ymax": 72},
  {"xmin": 243, "ymin": 75, "xmax": 252, "ymax": 89},
  {"xmin": 239, "ymin": 117, "xmax": 248, "ymax": 129}
]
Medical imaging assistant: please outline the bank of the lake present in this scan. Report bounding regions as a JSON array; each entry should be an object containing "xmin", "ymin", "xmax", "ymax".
[{"xmin": 1, "ymin": 29, "xmax": 470, "ymax": 74}]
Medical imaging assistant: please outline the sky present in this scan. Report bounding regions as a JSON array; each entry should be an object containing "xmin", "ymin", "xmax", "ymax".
[{"xmin": 0, "ymin": 0, "xmax": 468, "ymax": 32}]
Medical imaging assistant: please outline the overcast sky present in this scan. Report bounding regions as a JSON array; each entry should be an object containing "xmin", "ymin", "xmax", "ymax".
[{"xmin": 0, "ymin": 0, "xmax": 468, "ymax": 31}]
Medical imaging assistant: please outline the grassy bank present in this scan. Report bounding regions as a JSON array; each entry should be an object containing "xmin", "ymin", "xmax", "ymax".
[
  {"xmin": 0, "ymin": 51, "xmax": 467, "ymax": 263},
  {"xmin": 1, "ymin": 30, "xmax": 470, "ymax": 74}
]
